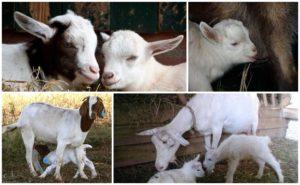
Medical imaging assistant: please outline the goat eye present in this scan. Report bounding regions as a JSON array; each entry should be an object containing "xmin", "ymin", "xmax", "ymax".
[
  {"xmin": 231, "ymin": 42, "xmax": 239, "ymax": 46},
  {"xmin": 126, "ymin": 55, "xmax": 137, "ymax": 61},
  {"xmin": 64, "ymin": 42, "xmax": 74, "ymax": 48},
  {"xmin": 170, "ymin": 144, "xmax": 175, "ymax": 147},
  {"xmin": 208, "ymin": 158, "xmax": 212, "ymax": 161},
  {"xmin": 162, "ymin": 141, "xmax": 167, "ymax": 144}
]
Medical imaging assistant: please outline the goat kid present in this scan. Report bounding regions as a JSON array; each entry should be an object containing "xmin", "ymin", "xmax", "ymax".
[
  {"xmin": 148, "ymin": 155, "xmax": 204, "ymax": 183},
  {"xmin": 100, "ymin": 31, "xmax": 186, "ymax": 91},
  {"xmin": 33, "ymin": 144, "xmax": 97, "ymax": 179},
  {"xmin": 189, "ymin": 19, "xmax": 257, "ymax": 91},
  {"xmin": 203, "ymin": 135, "xmax": 284, "ymax": 183},
  {"xmin": 138, "ymin": 94, "xmax": 259, "ymax": 171},
  {"xmin": 3, "ymin": 10, "xmax": 100, "ymax": 90},
  {"xmin": 2, "ymin": 96, "xmax": 104, "ymax": 181}
]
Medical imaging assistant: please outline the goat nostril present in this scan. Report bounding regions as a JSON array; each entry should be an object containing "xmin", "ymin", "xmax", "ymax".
[
  {"xmin": 89, "ymin": 66, "xmax": 99, "ymax": 74},
  {"xmin": 104, "ymin": 72, "xmax": 114, "ymax": 80},
  {"xmin": 252, "ymin": 47, "xmax": 257, "ymax": 53}
]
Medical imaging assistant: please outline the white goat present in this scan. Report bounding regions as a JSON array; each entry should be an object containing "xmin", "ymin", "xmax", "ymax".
[
  {"xmin": 148, "ymin": 155, "xmax": 204, "ymax": 183},
  {"xmin": 203, "ymin": 135, "xmax": 284, "ymax": 183},
  {"xmin": 189, "ymin": 19, "xmax": 257, "ymax": 91},
  {"xmin": 3, "ymin": 10, "xmax": 100, "ymax": 90},
  {"xmin": 138, "ymin": 94, "xmax": 259, "ymax": 171},
  {"xmin": 100, "ymin": 31, "xmax": 186, "ymax": 91},
  {"xmin": 33, "ymin": 144, "xmax": 97, "ymax": 179},
  {"xmin": 2, "ymin": 96, "xmax": 105, "ymax": 181}
]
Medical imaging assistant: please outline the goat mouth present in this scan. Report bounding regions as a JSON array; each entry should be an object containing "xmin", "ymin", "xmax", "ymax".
[
  {"xmin": 102, "ymin": 79, "xmax": 120, "ymax": 87},
  {"xmin": 247, "ymin": 55, "xmax": 257, "ymax": 62},
  {"xmin": 77, "ymin": 70, "xmax": 99, "ymax": 84}
]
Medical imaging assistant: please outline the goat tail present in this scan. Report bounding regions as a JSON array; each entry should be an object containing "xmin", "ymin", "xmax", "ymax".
[
  {"xmin": 2, "ymin": 122, "xmax": 19, "ymax": 134},
  {"xmin": 82, "ymin": 144, "xmax": 93, "ymax": 150}
]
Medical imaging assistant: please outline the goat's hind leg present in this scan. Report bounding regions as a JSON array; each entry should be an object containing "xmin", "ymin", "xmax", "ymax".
[
  {"xmin": 85, "ymin": 157, "xmax": 97, "ymax": 178},
  {"xmin": 40, "ymin": 164, "xmax": 56, "ymax": 178},
  {"xmin": 263, "ymin": 153, "xmax": 284, "ymax": 183},
  {"xmin": 54, "ymin": 142, "xmax": 67, "ymax": 181},
  {"xmin": 21, "ymin": 129, "xmax": 37, "ymax": 177},
  {"xmin": 254, "ymin": 158, "xmax": 265, "ymax": 179}
]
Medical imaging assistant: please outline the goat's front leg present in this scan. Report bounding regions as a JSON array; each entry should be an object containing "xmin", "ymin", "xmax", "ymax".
[
  {"xmin": 75, "ymin": 147, "xmax": 88, "ymax": 179},
  {"xmin": 204, "ymin": 134, "xmax": 212, "ymax": 149},
  {"xmin": 40, "ymin": 164, "xmax": 56, "ymax": 178},
  {"xmin": 84, "ymin": 157, "xmax": 97, "ymax": 178},
  {"xmin": 54, "ymin": 142, "xmax": 67, "ymax": 181},
  {"xmin": 225, "ymin": 159, "xmax": 239, "ymax": 183},
  {"xmin": 211, "ymin": 128, "xmax": 222, "ymax": 149},
  {"xmin": 32, "ymin": 149, "xmax": 44, "ymax": 174}
]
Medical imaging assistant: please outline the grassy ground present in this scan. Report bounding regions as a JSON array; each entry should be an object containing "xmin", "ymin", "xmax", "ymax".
[
  {"xmin": 114, "ymin": 138, "xmax": 297, "ymax": 183},
  {"xmin": 2, "ymin": 93, "xmax": 112, "ymax": 183}
]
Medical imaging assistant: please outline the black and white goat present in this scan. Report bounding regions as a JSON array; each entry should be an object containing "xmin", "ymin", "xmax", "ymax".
[
  {"xmin": 2, "ymin": 96, "xmax": 105, "ymax": 181},
  {"xmin": 2, "ymin": 10, "xmax": 100, "ymax": 90}
]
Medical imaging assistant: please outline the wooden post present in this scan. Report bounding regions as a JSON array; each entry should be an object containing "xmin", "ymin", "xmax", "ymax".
[
  {"xmin": 262, "ymin": 94, "xmax": 268, "ymax": 106},
  {"xmin": 29, "ymin": 2, "xmax": 50, "ymax": 23}
]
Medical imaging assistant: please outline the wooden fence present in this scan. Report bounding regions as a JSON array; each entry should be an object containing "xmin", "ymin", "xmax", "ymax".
[{"xmin": 2, "ymin": 2, "xmax": 186, "ymax": 33}]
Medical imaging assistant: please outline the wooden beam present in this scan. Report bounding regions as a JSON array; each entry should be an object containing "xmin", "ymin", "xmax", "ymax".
[{"xmin": 29, "ymin": 2, "xmax": 50, "ymax": 23}]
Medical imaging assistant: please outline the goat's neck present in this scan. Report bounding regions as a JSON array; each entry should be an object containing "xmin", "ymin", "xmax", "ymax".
[
  {"xmin": 165, "ymin": 106, "xmax": 194, "ymax": 135},
  {"xmin": 126, "ymin": 57, "xmax": 171, "ymax": 91},
  {"xmin": 215, "ymin": 142, "xmax": 228, "ymax": 162}
]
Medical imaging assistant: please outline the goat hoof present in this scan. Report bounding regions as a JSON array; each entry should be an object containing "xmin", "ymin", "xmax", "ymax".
[
  {"xmin": 81, "ymin": 174, "xmax": 88, "ymax": 180},
  {"xmin": 55, "ymin": 176, "xmax": 63, "ymax": 182},
  {"xmin": 91, "ymin": 173, "xmax": 97, "ymax": 179},
  {"xmin": 255, "ymin": 175, "xmax": 262, "ymax": 179},
  {"xmin": 39, "ymin": 175, "xmax": 46, "ymax": 179},
  {"xmin": 31, "ymin": 171, "xmax": 38, "ymax": 177}
]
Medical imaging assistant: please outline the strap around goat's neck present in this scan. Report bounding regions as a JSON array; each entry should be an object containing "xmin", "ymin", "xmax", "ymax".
[{"xmin": 185, "ymin": 105, "xmax": 196, "ymax": 128}]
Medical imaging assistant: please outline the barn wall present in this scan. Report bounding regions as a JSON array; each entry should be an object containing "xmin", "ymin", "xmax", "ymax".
[
  {"xmin": 2, "ymin": 2, "xmax": 186, "ymax": 33},
  {"xmin": 114, "ymin": 94, "xmax": 292, "ymax": 168}
]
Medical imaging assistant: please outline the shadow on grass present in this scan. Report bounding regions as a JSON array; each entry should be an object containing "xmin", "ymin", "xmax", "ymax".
[{"xmin": 2, "ymin": 123, "xmax": 111, "ymax": 183}]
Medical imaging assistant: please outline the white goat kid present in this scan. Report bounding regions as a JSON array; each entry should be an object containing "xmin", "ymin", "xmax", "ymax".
[
  {"xmin": 203, "ymin": 135, "xmax": 284, "ymax": 183},
  {"xmin": 100, "ymin": 31, "xmax": 186, "ymax": 91},
  {"xmin": 148, "ymin": 155, "xmax": 204, "ymax": 183},
  {"xmin": 2, "ymin": 96, "xmax": 104, "ymax": 181},
  {"xmin": 189, "ymin": 19, "xmax": 257, "ymax": 91},
  {"xmin": 36, "ymin": 144, "xmax": 97, "ymax": 179},
  {"xmin": 3, "ymin": 10, "xmax": 100, "ymax": 90},
  {"xmin": 138, "ymin": 94, "xmax": 259, "ymax": 171}
]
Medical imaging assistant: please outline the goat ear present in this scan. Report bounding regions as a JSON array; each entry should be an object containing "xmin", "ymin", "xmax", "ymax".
[
  {"xmin": 137, "ymin": 128, "xmax": 159, "ymax": 136},
  {"xmin": 193, "ymin": 154, "xmax": 200, "ymax": 161},
  {"xmin": 172, "ymin": 133, "xmax": 190, "ymax": 146},
  {"xmin": 14, "ymin": 11, "xmax": 54, "ymax": 42},
  {"xmin": 100, "ymin": 32, "xmax": 110, "ymax": 41},
  {"xmin": 199, "ymin": 21, "xmax": 220, "ymax": 43},
  {"xmin": 79, "ymin": 99, "xmax": 88, "ymax": 116},
  {"xmin": 148, "ymin": 35, "xmax": 183, "ymax": 56}
]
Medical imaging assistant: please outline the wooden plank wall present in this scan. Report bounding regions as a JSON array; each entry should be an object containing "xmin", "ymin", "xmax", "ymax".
[
  {"xmin": 2, "ymin": 2, "xmax": 186, "ymax": 33},
  {"xmin": 114, "ymin": 94, "xmax": 293, "ymax": 168}
]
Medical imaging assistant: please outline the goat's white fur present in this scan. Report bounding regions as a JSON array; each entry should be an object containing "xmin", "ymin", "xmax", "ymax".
[
  {"xmin": 203, "ymin": 135, "xmax": 284, "ymax": 183},
  {"xmin": 3, "ymin": 10, "xmax": 99, "ymax": 89},
  {"xmin": 35, "ymin": 144, "xmax": 97, "ymax": 179},
  {"xmin": 189, "ymin": 19, "xmax": 257, "ymax": 91},
  {"xmin": 138, "ymin": 94, "xmax": 259, "ymax": 171},
  {"xmin": 100, "ymin": 30, "xmax": 186, "ymax": 91},
  {"xmin": 2, "ymin": 98, "xmax": 99, "ymax": 181},
  {"xmin": 148, "ymin": 155, "xmax": 204, "ymax": 183}
]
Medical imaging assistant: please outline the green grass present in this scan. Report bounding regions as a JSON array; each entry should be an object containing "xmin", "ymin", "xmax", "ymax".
[
  {"xmin": 2, "ymin": 123, "xmax": 111, "ymax": 183},
  {"xmin": 115, "ymin": 138, "xmax": 297, "ymax": 183}
]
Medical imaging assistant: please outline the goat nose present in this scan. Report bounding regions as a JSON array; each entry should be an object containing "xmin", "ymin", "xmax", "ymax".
[
  {"xmin": 103, "ymin": 72, "xmax": 114, "ymax": 80},
  {"xmin": 156, "ymin": 165, "xmax": 165, "ymax": 171},
  {"xmin": 89, "ymin": 66, "xmax": 99, "ymax": 74}
]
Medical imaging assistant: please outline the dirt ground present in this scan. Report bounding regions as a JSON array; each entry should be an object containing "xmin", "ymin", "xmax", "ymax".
[
  {"xmin": 114, "ymin": 137, "xmax": 297, "ymax": 183},
  {"xmin": 2, "ymin": 124, "xmax": 111, "ymax": 183}
]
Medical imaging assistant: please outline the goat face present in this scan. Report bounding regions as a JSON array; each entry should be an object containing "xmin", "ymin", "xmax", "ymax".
[
  {"xmin": 137, "ymin": 128, "xmax": 189, "ymax": 171},
  {"xmin": 79, "ymin": 96, "xmax": 104, "ymax": 132},
  {"xmin": 200, "ymin": 19, "xmax": 257, "ymax": 63},
  {"xmin": 203, "ymin": 147, "xmax": 217, "ymax": 174},
  {"xmin": 14, "ymin": 10, "xmax": 99, "ymax": 86},
  {"xmin": 100, "ymin": 31, "xmax": 183, "ymax": 90}
]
